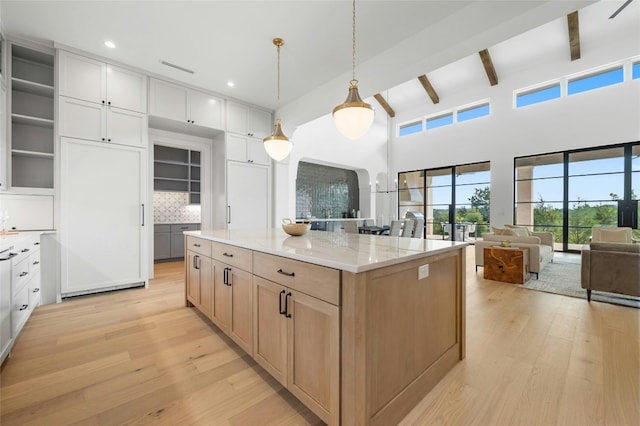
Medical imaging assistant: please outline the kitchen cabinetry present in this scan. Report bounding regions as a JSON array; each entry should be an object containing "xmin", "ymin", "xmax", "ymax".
[
  {"xmin": 185, "ymin": 236, "xmax": 213, "ymax": 317},
  {"xmin": 149, "ymin": 78, "xmax": 224, "ymax": 130},
  {"xmin": 226, "ymin": 101, "xmax": 271, "ymax": 139},
  {"xmin": 211, "ymin": 242, "xmax": 253, "ymax": 354},
  {"xmin": 0, "ymin": 79, "xmax": 6, "ymax": 190},
  {"xmin": 252, "ymin": 252, "xmax": 340, "ymax": 425},
  {"xmin": 59, "ymin": 96, "xmax": 147, "ymax": 148},
  {"xmin": 1, "ymin": 234, "xmax": 42, "ymax": 364},
  {"xmin": 154, "ymin": 223, "xmax": 200, "ymax": 261},
  {"xmin": 154, "ymin": 145, "xmax": 201, "ymax": 204},
  {"xmin": 226, "ymin": 133, "xmax": 270, "ymax": 166},
  {"xmin": 58, "ymin": 50, "xmax": 147, "ymax": 113},
  {"xmin": 60, "ymin": 137, "xmax": 147, "ymax": 296},
  {"xmin": 227, "ymin": 161, "xmax": 270, "ymax": 230},
  {"xmin": 9, "ymin": 43, "xmax": 55, "ymax": 191}
]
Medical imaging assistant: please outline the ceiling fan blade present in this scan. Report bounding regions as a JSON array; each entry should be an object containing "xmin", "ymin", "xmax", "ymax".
[{"xmin": 609, "ymin": 0, "xmax": 633, "ymax": 19}]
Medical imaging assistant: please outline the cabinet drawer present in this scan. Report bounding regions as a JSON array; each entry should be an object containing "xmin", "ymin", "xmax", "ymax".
[
  {"xmin": 154, "ymin": 224, "xmax": 171, "ymax": 233},
  {"xmin": 186, "ymin": 236, "xmax": 211, "ymax": 257},
  {"xmin": 211, "ymin": 242, "xmax": 252, "ymax": 271},
  {"xmin": 29, "ymin": 273, "xmax": 42, "ymax": 311},
  {"xmin": 253, "ymin": 252, "xmax": 340, "ymax": 305},
  {"xmin": 171, "ymin": 223, "xmax": 200, "ymax": 233},
  {"xmin": 12, "ymin": 284, "xmax": 30, "ymax": 336},
  {"xmin": 30, "ymin": 249, "xmax": 41, "ymax": 275},
  {"xmin": 12, "ymin": 256, "xmax": 31, "ymax": 293}
]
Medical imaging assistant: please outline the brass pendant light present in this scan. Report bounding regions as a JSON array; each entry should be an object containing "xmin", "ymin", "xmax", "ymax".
[
  {"xmin": 263, "ymin": 37, "xmax": 292, "ymax": 161},
  {"xmin": 332, "ymin": 0, "xmax": 374, "ymax": 140}
]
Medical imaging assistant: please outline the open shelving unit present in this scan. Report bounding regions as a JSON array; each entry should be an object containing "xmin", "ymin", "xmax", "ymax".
[
  {"xmin": 153, "ymin": 145, "xmax": 201, "ymax": 204},
  {"xmin": 10, "ymin": 43, "xmax": 54, "ymax": 191}
]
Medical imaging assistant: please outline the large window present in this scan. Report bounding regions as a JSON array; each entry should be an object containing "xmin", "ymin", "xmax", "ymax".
[{"xmin": 515, "ymin": 142, "xmax": 639, "ymax": 252}]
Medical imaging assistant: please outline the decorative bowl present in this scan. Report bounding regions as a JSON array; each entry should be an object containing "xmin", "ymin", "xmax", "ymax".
[
  {"xmin": 500, "ymin": 240, "xmax": 512, "ymax": 247},
  {"xmin": 282, "ymin": 218, "xmax": 311, "ymax": 236}
]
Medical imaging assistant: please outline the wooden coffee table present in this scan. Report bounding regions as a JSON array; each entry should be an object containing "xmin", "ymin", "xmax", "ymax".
[{"xmin": 483, "ymin": 246, "xmax": 529, "ymax": 284}]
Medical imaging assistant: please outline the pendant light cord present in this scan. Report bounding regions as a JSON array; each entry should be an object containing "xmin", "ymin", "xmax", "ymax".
[
  {"xmin": 351, "ymin": 0, "xmax": 357, "ymax": 85},
  {"xmin": 276, "ymin": 41, "xmax": 281, "ymax": 121}
]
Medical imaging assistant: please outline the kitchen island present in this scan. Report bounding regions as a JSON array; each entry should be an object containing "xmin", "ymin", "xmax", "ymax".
[{"xmin": 184, "ymin": 229, "xmax": 466, "ymax": 426}]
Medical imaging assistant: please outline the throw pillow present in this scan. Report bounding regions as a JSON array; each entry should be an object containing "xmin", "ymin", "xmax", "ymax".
[
  {"xmin": 597, "ymin": 228, "xmax": 631, "ymax": 243},
  {"xmin": 492, "ymin": 227, "xmax": 508, "ymax": 235},
  {"xmin": 505, "ymin": 224, "xmax": 531, "ymax": 236}
]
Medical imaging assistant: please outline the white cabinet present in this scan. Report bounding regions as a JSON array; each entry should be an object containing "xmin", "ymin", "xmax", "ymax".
[
  {"xmin": 227, "ymin": 101, "xmax": 271, "ymax": 139},
  {"xmin": 227, "ymin": 161, "xmax": 271, "ymax": 230},
  {"xmin": 60, "ymin": 137, "xmax": 147, "ymax": 296},
  {"xmin": 149, "ymin": 78, "xmax": 224, "ymax": 130},
  {"xmin": 0, "ymin": 194, "xmax": 53, "ymax": 231},
  {"xmin": 59, "ymin": 96, "xmax": 147, "ymax": 148},
  {"xmin": 58, "ymin": 50, "xmax": 147, "ymax": 113},
  {"xmin": 7, "ymin": 235, "xmax": 41, "ymax": 345},
  {"xmin": 226, "ymin": 133, "xmax": 270, "ymax": 166}
]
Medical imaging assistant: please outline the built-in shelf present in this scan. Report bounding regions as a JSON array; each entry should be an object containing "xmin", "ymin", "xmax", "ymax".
[
  {"xmin": 11, "ymin": 77, "xmax": 54, "ymax": 98},
  {"xmin": 11, "ymin": 113, "xmax": 54, "ymax": 128},
  {"xmin": 11, "ymin": 149, "xmax": 55, "ymax": 159},
  {"xmin": 154, "ymin": 145, "xmax": 201, "ymax": 204}
]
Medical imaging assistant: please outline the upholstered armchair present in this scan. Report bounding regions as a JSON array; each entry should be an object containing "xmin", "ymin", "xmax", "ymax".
[{"xmin": 581, "ymin": 241, "xmax": 640, "ymax": 302}]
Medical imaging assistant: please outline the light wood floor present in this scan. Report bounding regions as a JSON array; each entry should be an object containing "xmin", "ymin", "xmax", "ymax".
[{"xmin": 1, "ymin": 247, "xmax": 638, "ymax": 425}]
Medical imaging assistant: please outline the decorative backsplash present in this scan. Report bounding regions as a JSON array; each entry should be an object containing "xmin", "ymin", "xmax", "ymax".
[
  {"xmin": 153, "ymin": 192, "xmax": 201, "ymax": 224},
  {"xmin": 296, "ymin": 162, "xmax": 359, "ymax": 219}
]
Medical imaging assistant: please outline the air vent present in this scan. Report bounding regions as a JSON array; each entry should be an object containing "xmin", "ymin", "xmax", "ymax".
[{"xmin": 160, "ymin": 60, "xmax": 195, "ymax": 74}]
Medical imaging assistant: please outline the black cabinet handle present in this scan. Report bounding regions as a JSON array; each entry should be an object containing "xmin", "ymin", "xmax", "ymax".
[
  {"xmin": 194, "ymin": 243, "xmax": 201, "ymax": 247},
  {"xmin": 108, "ymin": 138, "xmax": 111, "ymax": 142},
  {"xmin": 193, "ymin": 255, "xmax": 199, "ymax": 270},
  {"xmin": 102, "ymin": 100, "xmax": 105, "ymax": 104},
  {"xmin": 181, "ymin": 227, "xmax": 188, "ymax": 230},
  {"xmin": 223, "ymin": 252, "xmax": 233, "ymax": 258},
  {"xmin": 102, "ymin": 138, "xmax": 106, "ymax": 141},
  {"xmin": 19, "ymin": 272, "xmax": 28, "ymax": 277},
  {"xmin": 284, "ymin": 292, "xmax": 292, "ymax": 318},
  {"xmin": 33, "ymin": 288, "xmax": 40, "ymax": 293},
  {"xmin": 223, "ymin": 267, "xmax": 228, "ymax": 285},
  {"xmin": 277, "ymin": 269, "xmax": 295, "ymax": 277},
  {"xmin": 19, "ymin": 304, "xmax": 28, "ymax": 311},
  {"xmin": 227, "ymin": 268, "xmax": 232, "ymax": 286},
  {"xmin": 108, "ymin": 101, "xmax": 111, "ymax": 105},
  {"xmin": 33, "ymin": 261, "xmax": 40, "ymax": 265},
  {"xmin": 279, "ymin": 290, "xmax": 286, "ymax": 315},
  {"xmin": 21, "ymin": 248, "xmax": 30, "ymax": 253},
  {"xmin": 141, "ymin": 204, "xmax": 145, "ymax": 226},
  {"xmin": 34, "ymin": 242, "xmax": 40, "ymax": 246}
]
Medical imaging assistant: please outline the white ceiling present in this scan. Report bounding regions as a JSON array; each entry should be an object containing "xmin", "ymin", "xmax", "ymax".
[{"xmin": 2, "ymin": 0, "xmax": 636, "ymax": 128}]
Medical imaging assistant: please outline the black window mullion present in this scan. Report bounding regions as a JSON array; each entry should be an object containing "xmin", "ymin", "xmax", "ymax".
[{"xmin": 563, "ymin": 152, "xmax": 570, "ymax": 252}]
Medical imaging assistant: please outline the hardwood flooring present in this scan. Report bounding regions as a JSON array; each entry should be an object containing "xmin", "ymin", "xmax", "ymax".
[{"xmin": 1, "ymin": 247, "xmax": 638, "ymax": 425}]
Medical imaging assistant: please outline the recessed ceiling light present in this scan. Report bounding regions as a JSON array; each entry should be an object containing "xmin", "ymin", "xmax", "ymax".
[
  {"xmin": 227, "ymin": 81, "xmax": 235, "ymax": 87},
  {"xmin": 104, "ymin": 40, "xmax": 116, "ymax": 49}
]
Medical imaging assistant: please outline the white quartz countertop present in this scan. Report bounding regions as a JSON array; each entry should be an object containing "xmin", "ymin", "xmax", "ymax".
[
  {"xmin": 0, "ymin": 231, "xmax": 51, "ymax": 252},
  {"xmin": 185, "ymin": 229, "xmax": 467, "ymax": 273}
]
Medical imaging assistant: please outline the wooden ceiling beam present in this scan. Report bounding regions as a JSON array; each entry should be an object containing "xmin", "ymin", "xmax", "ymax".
[
  {"xmin": 373, "ymin": 93, "xmax": 395, "ymax": 118},
  {"xmin": 479, "ymin": 49, "xmax": 498, "ymax": 86},
  {"xmin": 417, "ymin": 75, "xmax": 439, "ymax": 104},
  {"xmin": 567, "ymin": 11, "xmax": 581, "ymax": 61}
]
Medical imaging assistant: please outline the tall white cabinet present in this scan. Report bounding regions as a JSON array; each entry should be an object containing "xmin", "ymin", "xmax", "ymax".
[
  {"xmin": 227, "ymin": 161, "xmax": 271, "ymax": 230},
  {"xmin": 59, "ymin": 137, "xmax": 147, "ymax": 295}
]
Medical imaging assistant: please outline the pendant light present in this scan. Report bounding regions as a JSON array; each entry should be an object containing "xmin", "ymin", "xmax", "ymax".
[
  {"xmin": 332, "ymin": 0, "xmax": 374, "ymax": 140},
  {"xmin": 263, "ymin": 38, "xmax": 292, "ymax": 161}
]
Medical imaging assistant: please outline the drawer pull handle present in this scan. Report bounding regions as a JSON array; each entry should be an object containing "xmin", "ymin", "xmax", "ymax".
[
  {"xmin": 279, "ymin": 290, "xmax": 286, "ymax": 315},
  {"xmin": 33, "ymin": 261, "xmax": 40, "ymax": 265},
  {"xmin": 34, "ymin": 242, "xmax": 40, "ymax": 246},
  {"xmin": 223, "ymin": 252, "xmax": 233, "ymax": 258},
  {"xmin": 181, "ymin": 227, "xmax": 188, "ymax": 229},
  {"xmin": 277, "ymin": 269, "xmax": 295, "ymax": 277},
  {"xmin": 33, "ymin": 288, "xmax": 40, "ymax": 293},
  {"xmin": 194, "ymin": 243, "xmax": 201, "ymax": 247},
  {"xmin": 19, "ymin": 304, "xmax": 28, "ymax": 311},
  {"xmin": 21, "ymin": 248, "xmax": 30, "ymax": 253},
  {"xmin": 19, "ymin": 272, "xmax": 28, "ymax": 277},
  {"xmin": 284, "ymin": 292, "xmax": 292, "ymax": 318}
]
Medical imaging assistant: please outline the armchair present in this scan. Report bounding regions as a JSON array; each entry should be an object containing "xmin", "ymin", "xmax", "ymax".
[{"xmin": 581, "ymin": 241, "xmax": 640, "ymax": 302}]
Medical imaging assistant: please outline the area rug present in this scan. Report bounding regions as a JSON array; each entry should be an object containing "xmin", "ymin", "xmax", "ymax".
[{"xmin": 516, "ymin": 260, "xmax": 640, "ymax": 309}]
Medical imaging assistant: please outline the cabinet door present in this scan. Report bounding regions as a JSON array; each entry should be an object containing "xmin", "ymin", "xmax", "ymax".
[
  {"xmin": 199, "ymin": 256, "xmax": 213, "ymax": 318},
  {"xmin": 154, "ymin": 232, "xmax": 171, "ymax": 260},
  {"xmin": 227, "ymin": 162, "xmax": 270, "ymax": 230},
  {"xmin": 247, "ymin": 138, "xmax": 271, "ymax": 166},
  {"xmin": 60, "ymin": 138, "xmax": 146, "ymax": 294},
  {"xmin": 170, "ymin": 232, "xmax": 185, "ymax": 258},
  {"xmin": 58, "ymin": 51, "xmax": 106, "ymax": 104},
  {"xmin": 250, "ymin": 108, "xmax": 272, "ymax": 139},
  {"xmin": 59, "ymin": 97, "xmax": 104, "ymax": 142},
  {"xmin": 253, "ymin": 276, "xmax": 287, "ymax": 386},
  {"xmin": 148, "ymin": 79, "xmax": 188, "ymax": 123},
  {"xmin": 189, "ymin": 90, "xmax": 223, "ymax": 130},
  {"xmin": 106, "ymin": 107, "xmax": 147, "ymax": 148},
  {"xmin": 228, "ymin": 266, "xmax": 253, "ymax": 354},
  {"xmin": 106, "ymin": 65, "xmax": 147, "ymax": 113},
  {"xmin": 211, "ymin": 260, "xmax": 230, "ymax": 332},
  {"xmin": 226, "ymin": 101, "xmax": 249, "ymax": 135},
  {"xmin": 186, "ymin": 251, "xmax": 200, "ymax": 304},
  {"xmin": 226, "ymin": 133, "xmax": 248, "ymax": 162},
  {"xmin": 288, "ymin": 290, "xmax": 340, "ymax": 425}
]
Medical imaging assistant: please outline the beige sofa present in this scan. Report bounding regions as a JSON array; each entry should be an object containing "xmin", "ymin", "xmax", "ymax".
[
  {"xmin": 581, "ymin": 241, "xmax": 640, "ymax": 302},
  {"xmin": 475, "ymin": 226, "xmax": 554, "ymax": 278}
]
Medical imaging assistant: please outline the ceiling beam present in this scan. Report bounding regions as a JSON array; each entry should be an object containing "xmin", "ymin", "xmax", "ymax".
[
  {"xmin": 479, "ymin": 49, "xmax": 498, "ymax": 86},
  {"xmin": 373, "ymin": 94, "xmax": 395, "ymax": 118},
  {"xmin": 417, "ymin": 75, "xmax": 440, "ymax": 104},
  {"xmin": 567, "ymin": 11, "xmax": 581, "ymax": 61}
]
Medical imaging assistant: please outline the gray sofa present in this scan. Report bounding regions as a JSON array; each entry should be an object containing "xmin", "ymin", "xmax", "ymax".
[
  {"xmin": 580, "ymin": 242, "xmax": 640, "ymax": 302},
  {"xmin": 475, "ymin": 229, "xmax": 554, "ymax": 278}
]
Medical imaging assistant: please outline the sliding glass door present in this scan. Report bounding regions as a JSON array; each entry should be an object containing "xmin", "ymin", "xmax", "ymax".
[{"xmin": 515, "ymin": 142, "xmax": 639, "ymax": 252}]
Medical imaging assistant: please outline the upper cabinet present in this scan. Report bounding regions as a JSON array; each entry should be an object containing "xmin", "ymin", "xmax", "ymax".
[
  {"xmin": 58, "ymin": 50, "xmax": 147, "ymax": 113},
  {"xmin": 226, "ymin": 133, "xmax": 270, "ymax": 166},
  {"xmin": 9, "ymin": 43, "xmax": 55, "ymax": 192},
  {"xmin": 149, "ymin": 78, "xmax": 224, "ymax": 130},
  {"xmin": 227, "ymin": 101, "xmax": 272, "ymax": 139}
]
